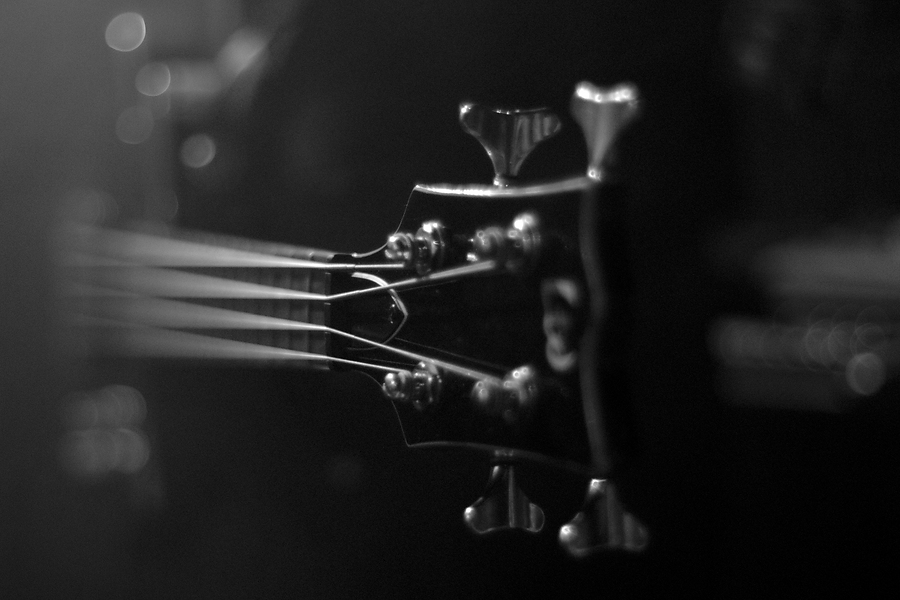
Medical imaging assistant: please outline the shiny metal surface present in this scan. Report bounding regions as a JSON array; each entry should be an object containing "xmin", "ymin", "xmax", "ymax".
[
  {"xmin": 459, "ymin": 104, "xmax": 561, "ymax": 186},
  {"xmin": 541, "ymin": 277, "xmax": 584, "ymax": 374},
  {"xmin": 570, "ymin": 82, "xmax": 641, "ymax": 180},
  {"xmin": 559, "ymin": 479, "xmax": 649, "ymax": 557},
  {"xmin": 464, "ymin": 463, "xmax": 545, "ymax": 534},
  {"xmin": 385, "ymin": 220, "xmax": 448, "ymax": 274},
  {"xmin": 470, "ymin": 365, "xmax": 538, "ymax": 426},
  {"xmin": 381, "ymin": 361, "xmax": 442, "ymax": 411},
  {"xmin": 471, "ymin": 212, "xmax": 540, "ymax": 272}
]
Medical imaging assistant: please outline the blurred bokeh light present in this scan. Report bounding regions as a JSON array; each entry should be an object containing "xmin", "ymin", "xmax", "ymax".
[
  {"xmin": 136, "ymin": 62, "xmax": 171, "ymax": 97},
  {"xmin": 105, "ymin": 12, "xmax": 146, "ymax": 52},
  {"xmin": 180, "ymin": 133, "xmax": 217, "ymax": 168}
]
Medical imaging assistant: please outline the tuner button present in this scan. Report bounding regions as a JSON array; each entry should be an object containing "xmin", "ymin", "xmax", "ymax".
[
  {"xmin": 471, "ymin": 366, "xmax": 538, "ymax": 426},
  {"xmin": 472, "ymin": 226, "xmax": 506, "ymax": 261},
  {"xmin": 413, "ymin": 221, "xmax": 447, "ymax": 275},
  {"xmin": 471, "ymin": 212, "xmax": 541, "ymax": 272},
  {"xmin": 382, "ymin": 370, "xmax": 414, "ymax": 400},
  {"xmin": 460, "ymin": 104, "xmax": 561, "ymax": 187},
  {"xmin": 464, "ymin": 463, "xmax": 545, "ymax": 534},
  {"xmin": 382, "ymin": 362, "xmax": 441, "ymax": 410},
  {"xmin": 504, "ymin": 212, "xmax": 540, "ymax": 272},
  {"xmin": 385, "ymin": 233, "xmax": 416, "ymax": 265},
  {"xmin": 385, "ymin": 221, "xmax": 448, "ymax": 274},
  {"xmin": 570, "ymin": 82, "xmax": 641, "ymax": 180},
  {"xmin": 559, "ymin": 479, "xmax": 649, "ymax": 557}
]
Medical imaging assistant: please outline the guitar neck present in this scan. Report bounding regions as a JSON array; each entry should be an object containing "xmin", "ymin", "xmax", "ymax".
[{"xmin": 64, "ymin": 224, "xmax": 359, "ymax": 371}]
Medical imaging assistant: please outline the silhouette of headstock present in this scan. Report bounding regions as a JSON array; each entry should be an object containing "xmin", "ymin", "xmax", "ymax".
[{"xmin": 327, "ymin": 82, "xmax": 648, "ymax": 551}]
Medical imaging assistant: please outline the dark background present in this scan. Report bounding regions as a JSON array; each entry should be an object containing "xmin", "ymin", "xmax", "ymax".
[{"xmin": 2, "ymin": 0, "xmax": 899, "ymax": 597}]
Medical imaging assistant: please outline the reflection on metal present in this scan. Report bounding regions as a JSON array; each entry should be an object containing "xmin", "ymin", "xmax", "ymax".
[
  {"xmin": 471, "ymin": 212, "xmax": 541, "ymax": 272},
  {"xmin": 541, "ymin": 277, "xmax": 584, "ymax": 374},
  {"xmin": 385, "ymin": 220, "xmax": 448, "ymax": 274},
  {"xmin": 464, "ymin": 463, "xmax": 545, "ymax": 534},
  {"xmin": 570, "ymin": 82, "xmax": 641, "ymax": 180},
  {"xmin": 382, "ymin": 361, "xmax": 442, "ymax": 411},
  {"xmin": 471, "ymin": 365, "xmax": 538, "ymax": 426},
  {"xmin": 459, "ymin": 104, "xmax": 561, "ymax": 186},
  {"xmin": 559, "ymin": 479, "xmax": 649, "ymax": 557}
]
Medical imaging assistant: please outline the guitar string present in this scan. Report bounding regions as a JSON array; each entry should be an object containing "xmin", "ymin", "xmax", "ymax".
[
  {"xmin": 64, "ymin": 227, "xmax": 403, "ymax": 271},
  {"xmin": 73, "ymin": 292, "xmax": 501, "ymax": 383},
  {"xmin": 64, "ymin": 226, "xmax": 503, "ymax": 382},
  {"xmin": 74, "ymin": 314, "xmax": 397, "ymax": 373},
  {"xmin": 67, "ymin": 251, "xmax": 405, "ymax": 272},
  {"xmin": 69, "ymin": 256, "xmax": 499, "ymax": 303}
]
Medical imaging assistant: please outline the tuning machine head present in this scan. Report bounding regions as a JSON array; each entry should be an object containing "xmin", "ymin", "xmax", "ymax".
[
  {"xmin": 385, "ymin": 220, "xmax": 448, "ymax": 274},
  {"xmin": 464, "ymin": 462, "xmax": 545, "ymax": 535},
  {"xmin": 460, "ymin": 104, "xmax": 562, "ymax": 186},
  {"xmin": 382, "ymin": 361, "xmax": 441, "ymax": 411},
  {"xmin": 559, "ymin": 478, "xmax": 649, "ymax": 557},
  {"xmin": 570, "ymin": 82, "xmax": 641, "ymax": 180}
]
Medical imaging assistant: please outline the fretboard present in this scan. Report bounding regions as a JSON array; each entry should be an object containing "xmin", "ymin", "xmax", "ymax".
[{"xmin": 63, "ymin": 224, "xmax": 336, "ymax": 369}]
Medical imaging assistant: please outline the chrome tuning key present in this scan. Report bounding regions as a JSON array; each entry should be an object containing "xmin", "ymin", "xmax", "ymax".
[
  {"xmin": 381, "ymin": 361, "xmax": 441, "ymax": 411},
  {"xmin": 464, "ymin": 462, "xmax": 545, "ymax": 534},
  {"xmin": 470, "ymin": 212, "xmax": 541, "ymax": 272},
  {"xmin": 470, "ymin": 365, "xmax": 538, "ymax": 427},
  {"xmin": 460, "ymin": 104, "xmax": 561, "ymax": 186},
  {"xmin": 559, "ymin": 478, "xmax": 649, "ymax": 557},
  {"xmin": 385, "ymin": 220, "xmax": 449, "ymax": 274},
  {"xmin": 570, "ymin": 82, "xmax": 641, "ymax": 180}
]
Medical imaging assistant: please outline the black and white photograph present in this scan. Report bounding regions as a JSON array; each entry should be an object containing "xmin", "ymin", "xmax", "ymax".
[{"xmin": 1, "ymin": 1, "xmax": 898, "ymax": 597}]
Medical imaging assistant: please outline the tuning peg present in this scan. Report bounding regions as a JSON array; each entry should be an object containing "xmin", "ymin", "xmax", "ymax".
[
  {"xmin": 460, "ymin": 104, "xmax": 561, "ymax": 187},
  {"xmin": 570, "ymin": 82, "xmax": 640, "ymax": 180},
  {"xmin": 559, "ymin": 478, "xmax": 648, "ymax": 557},
  {"xmin": 382, "ymin": 361, "xmax": 441, "ymax": 410},
  {"xmin": 464, "ymin": 463, "xmax": 545, "ymax": 534}
]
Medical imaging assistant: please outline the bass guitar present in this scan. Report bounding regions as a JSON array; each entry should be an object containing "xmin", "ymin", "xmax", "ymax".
[{"xmin": 61, "ymin": 81, "xmax": 646, "ymax": 556}]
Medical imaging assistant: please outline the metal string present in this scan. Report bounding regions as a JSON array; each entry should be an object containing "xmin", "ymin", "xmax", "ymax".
[
  {"xmin": 73, "ymin": 297, "xmax": 498, "ymax": 382},
  {"xmin": 64, "ymin": 228, "xmax": 502, "ymax": 383}
]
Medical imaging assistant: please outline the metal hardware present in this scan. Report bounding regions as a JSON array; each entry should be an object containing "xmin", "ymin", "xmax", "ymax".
[
  {"xmin": 385, "ymin": 220, "xmax": 448, "ymax": 274},
  {"xmin": 413, "ymin": 220, "xmax": 447, "ymax": 274},
  {"xmin": 559, "ymin": 478, "xmax": 649, "ymax": 557},
  {"xmin": 570, "ymin": 82, "xmax": 641, "ymax": 180},
  {"xmin": 382, "ymin": 361, "xmax": 441, "ymax": 410},
  {"xmin": 464, "ymin": 463, "xmax": 545, "ymax": 534},
  {"xmin": 459, "ymin": 104, "xmax": 561, "ymax": 186},
  {"xmin": 471, "ymin": 365, "xmax": 538, "ymax": 426},
  {"xmin": 541, "ymin": 277, "xmax": 585, "ymax": 374},
  {"xmin": 385, "ymin": 232, "xmax": 416, "ymax": 264},
  {"xmin": 471, "ymin": 212, "xmax": 540, "ymax": 272},
  {"xmin": 506, "ymin": 212, "xmax": 540, "ymax": 271}
]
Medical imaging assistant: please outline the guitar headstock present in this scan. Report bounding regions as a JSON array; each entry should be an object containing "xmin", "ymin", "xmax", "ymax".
[
  {"xmin": 62, "ymin": 81, "xmax": 647, "ymax": 556},
  {"xmin": 327, "ymin": 82, "xmax": 647, "ymax": 553}
]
